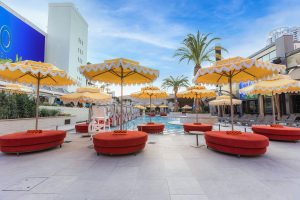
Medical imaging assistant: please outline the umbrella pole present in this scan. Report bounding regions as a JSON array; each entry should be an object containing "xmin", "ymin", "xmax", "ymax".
[
  {"xmin": 35, "ymin": 74, "xmax": 41, "ymax": 130},
  {"xmin": 120, "ymin": 68, "xmax": 124, "ymax": 130},
  {"xmin": 196, "ymin": 94, "xmax": 199, "ymax": 123},
  {"xmin": 149, "ymin": 95, "xmax": 152, "ymax": 123},
  {"xmin": 229, "ymin": 76, "xmax": 234, "ymax": 131},
  {"xmin": 271, "ymin": 92, "xmax": 275, "ymax": 124}
]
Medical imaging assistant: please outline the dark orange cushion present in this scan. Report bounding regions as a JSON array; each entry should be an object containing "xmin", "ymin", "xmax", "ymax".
[
  {"xmin": 93, "ymin": 131, "xmax": 148, "ymax": 148},
  {"xmin": 0, "ymin": 130, "xmax": 66, "ymax": 147},
  {"xmin": 205, "ymin": 131, "xmax": 269, "ymax": 149}
]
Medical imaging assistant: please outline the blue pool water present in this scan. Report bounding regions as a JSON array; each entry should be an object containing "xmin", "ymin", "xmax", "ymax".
[{"xmin": 123, "ymin": 116, "xmax": 183, "ymax": 133}]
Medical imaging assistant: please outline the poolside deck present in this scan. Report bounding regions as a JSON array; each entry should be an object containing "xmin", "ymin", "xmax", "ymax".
[{"xmin": 1, "ymin": 128, "xmax": 300, "ymax": 200}]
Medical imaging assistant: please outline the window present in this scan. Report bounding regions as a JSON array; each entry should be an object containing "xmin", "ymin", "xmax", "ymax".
[{"xmin": 269, "ymin": 51, "xmax": 276, "ymax": 60}]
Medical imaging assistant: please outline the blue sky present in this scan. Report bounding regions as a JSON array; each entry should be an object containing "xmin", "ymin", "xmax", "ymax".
[{"xmin": 2, "ymin": 0, "xmax": 300, "ymax": 95}]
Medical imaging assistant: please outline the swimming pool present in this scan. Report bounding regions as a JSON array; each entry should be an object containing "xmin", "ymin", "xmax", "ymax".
[{"xmin": 123, "ymin": 116, "xmax": 184, "ymax": 134}]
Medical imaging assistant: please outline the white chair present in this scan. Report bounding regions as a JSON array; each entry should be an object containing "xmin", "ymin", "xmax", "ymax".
[{"xmin": 88, "ymin": 106, "xmax": 110, "ymax": 137}]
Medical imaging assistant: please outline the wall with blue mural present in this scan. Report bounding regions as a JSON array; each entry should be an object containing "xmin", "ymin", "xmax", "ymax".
[
  {"xmin": 0, "ymin": 5, "xmax": 45, "ymax": 62},
  {"xmin": 239, "ymin": 81, "xmax": 257, "ymax": 100}
]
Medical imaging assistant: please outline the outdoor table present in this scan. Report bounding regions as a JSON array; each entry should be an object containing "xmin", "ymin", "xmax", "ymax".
[{"xmin": 189, "ymin": 131, "xmax": 205, "ymax": 148}]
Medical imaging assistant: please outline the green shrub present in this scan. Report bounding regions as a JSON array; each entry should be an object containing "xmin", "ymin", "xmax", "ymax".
[
  {"xmin": 39, "ymin": 108, "xmax": 61, "ymax": 117},
  {"xmin": 0, "ymin": 92, "xmax": 36, "ymax": 119}
]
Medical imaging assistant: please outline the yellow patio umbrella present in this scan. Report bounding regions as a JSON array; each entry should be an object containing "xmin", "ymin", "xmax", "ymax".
[
  {"xmin": 194, "ymin": 57, "xmax": 286, "ymax": 130},
  {"xmin": 159, "ymin": 105, "xmax": 168, "ymax": 108},
  {"xmin": 239, "ymin": 74, "xmax": 300, "ymax": 124},
  {"xmin": 182, "ymin": 105, "xmax": 192, "ymax": 109},
  {"xmin": 2, "ymin": 83, "xmax": 33, "ymax": 94},
  {"xmin": 0, "ymin": 60, "xmax": 75, "ymax": 129},
  {"xmin": 60, "ymin": 87, "xmax": 111, "ymax": 104},
  {"xmin": 80, "ymin": 58, "xmax": 159, "ymax": 130},
  {"xmin": 134, "ymin": 105, "xmax": 146, "ymax": 110},
  {"xmin": 146, "ymin": 104, "xmax": 158, "ymax": 108},
  {"xmin": 177, "ymin": 86, "xmax": 216, "ymax": 122},
  {"xmin": 209, "ymin": 95, "xmax": 242, "ymax": 106},
  {"xmin": 131, "ymin": 87, "xmax": 168, "ymax": 122}
]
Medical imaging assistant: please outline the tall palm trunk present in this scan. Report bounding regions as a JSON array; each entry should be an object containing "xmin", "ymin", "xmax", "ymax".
[
  {"xmin": 194, "ymin": 65, "xmax": 200, "ymax": 76},
  {"xmin": 194, "ymin": 64, "xmax": 202, "ymax": 113},
  {"xmin": 174, "ymin": 89, "xmax": 179, "ymax": 112}
]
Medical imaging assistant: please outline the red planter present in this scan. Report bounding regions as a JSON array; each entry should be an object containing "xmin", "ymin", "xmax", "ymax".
[
  {"xmin": 205, "ymin": 131, "xmax": 269, "ymax": 156},
  {"xmin": 75, "ymin": 123, "xmax": 89, "ymax": 133},
  {"xmin": 137, "ymin": 123, "xmax": 164, "ymax": 134},
  {"xmin": 252, "ymin": 125, "xmax": 300, "ymax": 141},
  {"xmin": 183, "ymin": 123, "xmax": 212, "ymax": 133},
  {"xmin": 0, "ymin": 130, "xmax": 66, "ymax": 154},
  {"xmin": 93, "ymin": 131, "xmax": 148, "ymax": 155}
]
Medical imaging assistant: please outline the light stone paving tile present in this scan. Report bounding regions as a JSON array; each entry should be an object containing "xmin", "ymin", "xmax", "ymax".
[
  {"xmin": 30, "ymin": 176, "xmax": 77, "ymax": 194},
  {"xmin": 15, "ymin": 193, "xmax": 59, "ymax": 200},
  {"xmin": 53, "ymin": 159, "xmax": 96, "ymax": 176},
  {"xmin": 167, "ymin": 177, "xmax": 205, "ymax": 195},
  {"xmin": 261, "ymin": 179, "xmax": 300, "ymax": 200},
  {"xmin": 198, "ymin": 179, "xmax": 284, "ymax": 200},
  {"xmin": 0, "ymin": 191, "xmax": 27, "ymax": 200},
  {"xmin": 107, "ymin": 166, "xmax": 139, "ymax": 181},
  {"xmin": 133, "ymin": 179, "xmax": 170, "ymax": 200},
  {"xmin": 170, "ymin": 195, "xmax": 209, "ymax": 200}
]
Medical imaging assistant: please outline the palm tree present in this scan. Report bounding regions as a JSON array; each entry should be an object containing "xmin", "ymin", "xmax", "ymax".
[
  {"xmin": 174, "ymin": 31, "xmax": 227, "ymax": 112},
  {"xmin": 174, "ymin": 31, "xmax": 227, "ymax": 76},
  {"xmin": 162, "ymin": 75, "xmax": 189, "ymax": 111}
]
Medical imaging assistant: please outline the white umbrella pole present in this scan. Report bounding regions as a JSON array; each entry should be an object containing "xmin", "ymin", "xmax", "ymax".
[
  {"xmin": 35, "ymin": 74, "xmax": 41, "ymax": 130},
  {"xmin": 196, "ymin": 94, "xmax": 199, "ymax": 123},
  {"xmin": 271, "ymin": 92, "xmax": 276, "ymax": 124},
  {"xmin": 229, "ymin": 77, "xmax": 234, "ymax": 131},
  {"xmin": 120, "ymin": 68, "xmax": 124, "ymax": 130},
  {"xmin": 149, "ymin": 95, "xmax": 152, "ymax": 123}
]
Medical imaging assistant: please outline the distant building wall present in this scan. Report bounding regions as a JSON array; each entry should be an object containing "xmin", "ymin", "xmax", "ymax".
[{"xmin": 46, "ymin": 3, "xmax": 88, "ymax": 91}]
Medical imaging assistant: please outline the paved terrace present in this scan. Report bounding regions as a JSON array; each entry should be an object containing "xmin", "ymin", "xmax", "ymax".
[{"xmin": 1, "ymin": 127, "xmax": 300, "ymax": 200}]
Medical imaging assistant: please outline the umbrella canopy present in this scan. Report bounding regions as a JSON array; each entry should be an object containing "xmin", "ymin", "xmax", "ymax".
[
  {"xmin": 80, "ymin": 58, "xmax": 159, "ymax": 130},
  {"xmin": 209, "ymin": 98, "xmax": 242, "ymax": 106},
  {"xmin": 146, "ymin": 104, "xmax": 157, "ymax": 108},
  {"xmin": 2, "ymin": 83, "xmax": 33, "ymax": 94},
  {"xmin": 209, "ymin": 95, "xmax": 241, "ymax": 106},
  {"xmin": 131, "ymin": 86, "xmax": 167, "ymax": 122},
  {"xmin": 239, "ymin": 74, "xmax": 300, "ymax": 123},
  {"xmin": 134, "ymin": 105, "xmax": 146, "ymax": 110},
  {"xmin": 0, "ymin": 60, "xmax": 75, "ymax": 85},
  {"xmin": 177, "ymin": 86, "xmax": 216, "ymax": 122},
  {"xmin": 177, "ymin": 88, "xmax": 216, "ymax": 99},
  {"xmin": 0, "ymin": 60, "xmax": 75, "ymax": 129},
  {"xmin": 182, "ymin": 105, "xmax": 192, "ymax": 109},
  {"xmin": 80, "ymin": 58, "xmax": 159, "ymax": 85},
  {"xmin": 159, "ymin": 105, "xmax": 168, "ymax": 108},
  {"xmin": 239, "ymin": 75, "xmax": 300, "ymax": 95},
  {"xmin": 194, "ymin": 57, "xmax": 285, "ymax": 130},
  {"xmin": 60, "ymin": 87, "xmax": 112, "ymax": 104}
]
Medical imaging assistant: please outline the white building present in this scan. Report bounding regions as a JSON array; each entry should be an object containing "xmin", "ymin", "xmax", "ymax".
[
  {"xmin": 267, "ymin": 27, "xmax": 300, "ymax": 46},
  {"xmin": 45, "ymin": 3, "xmax": 88, "ymax": 91}
]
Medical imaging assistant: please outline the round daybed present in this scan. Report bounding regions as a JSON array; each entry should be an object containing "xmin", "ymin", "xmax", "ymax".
[
  {"xmin": 0, "ymin": 130, "xmax": 66, "ymax": 155},
  {"xmin": 205, "ymin": 131, "xmax": 269, "ymax": 156},
  {"xmin": 137, "ymin": 123, "xmax": 164, "ymax": 134},
  {"xmin": 183, "ymin": 123, "xmax": 212, "ymax": 133},
  {"xmin": 252, "ymin": 125, "xmax": 300, "ymax": 141},
  {"xmin": 93, "ymin": 131, "xmax": 148, "ymax": 155},
  {"xmin": 75, "ymin": 123, "xmax": 89, "ymax": 134}
]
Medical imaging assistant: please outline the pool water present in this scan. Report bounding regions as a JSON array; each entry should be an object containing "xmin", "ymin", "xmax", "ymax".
[{"xmin": 123, "ymin": 116, "xmax": 183, "ymax": 133}]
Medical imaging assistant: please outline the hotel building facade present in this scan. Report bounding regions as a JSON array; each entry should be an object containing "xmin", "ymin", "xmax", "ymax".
[{"xmin": 241, "ymin": 27, "xmax": 300, "ymax": 116}]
